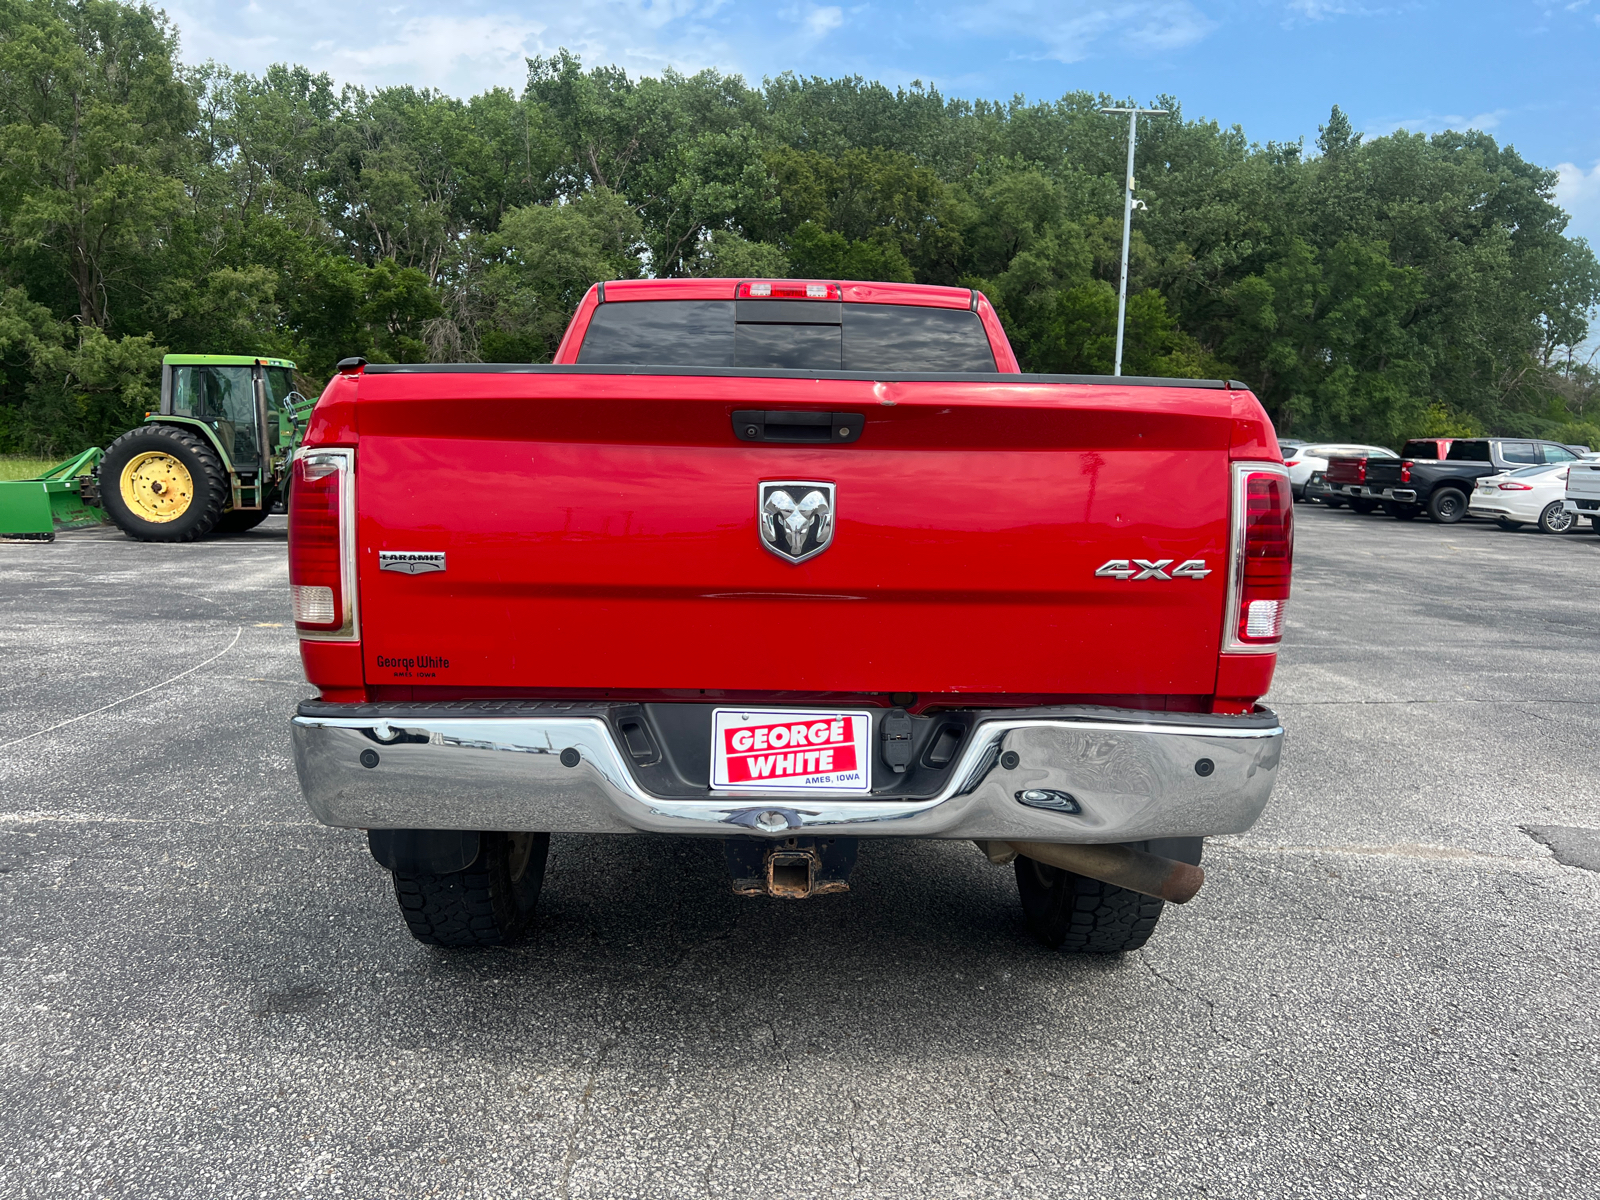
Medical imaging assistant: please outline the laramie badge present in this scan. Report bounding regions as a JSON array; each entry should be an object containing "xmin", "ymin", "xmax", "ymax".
[
  {"xmin": 379, "ymin": 551, "xmax": 446, "ymax": 575},
  {"xmin": 758, "ymin": 481, "xmax": 835, "ymax": 564}
]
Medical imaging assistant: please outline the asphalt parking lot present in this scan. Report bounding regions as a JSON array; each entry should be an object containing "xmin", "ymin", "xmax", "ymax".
[{"xmin": 2, "ymin": 505, "xmax": 1597, "ymax": 1199}]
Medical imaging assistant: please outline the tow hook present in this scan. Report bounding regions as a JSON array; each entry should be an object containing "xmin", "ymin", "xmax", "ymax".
[{"xmin": 723, "ymin": 836, "xmax": 858, "ymax": 899}]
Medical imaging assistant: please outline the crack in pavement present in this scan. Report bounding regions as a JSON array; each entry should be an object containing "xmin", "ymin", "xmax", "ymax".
[
  {"xmin": 1138, "ymin": 949, "xmax": 1222, "ymax": 1039},
  {"xmin": 0, "ymin": 625, "xmax": 243, "ymax": 749},
  {"xmin": 556, "ymin": 1034, "xmax": 616, "ymax": 1200}
]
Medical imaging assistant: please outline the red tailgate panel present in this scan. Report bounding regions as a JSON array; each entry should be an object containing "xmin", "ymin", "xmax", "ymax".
[{"xmin": 353, "ymin": 374, "xmax": 1233, "ymax": 696}]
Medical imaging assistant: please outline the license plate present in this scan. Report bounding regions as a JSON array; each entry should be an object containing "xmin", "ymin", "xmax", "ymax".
[{"xmin": 710, "ymin": 708, "xmax": 872, "ymax": 793}]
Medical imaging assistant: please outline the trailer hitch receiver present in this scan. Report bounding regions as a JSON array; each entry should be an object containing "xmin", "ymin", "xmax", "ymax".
[{"xmin": 724, "ymin": 836, "xmax": 857, "ymax": 899}]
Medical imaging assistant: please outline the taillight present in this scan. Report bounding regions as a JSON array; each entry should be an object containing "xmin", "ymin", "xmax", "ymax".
[
  {"xmin": 1498, "ymin": 482, "xmax": 1532, "ymax": 491},
  {"xmin": 1400, "ymin": 460, "xmax": 1412, "ymax": 483},
  {"xmin": 289, "ymin": 448, "xmax": 357, "ymax": 639},
  {"xmin": 738, "ymin": 280, "xmax": 840, "ymax": 299},
  {"xmin": 1226, "ymin": 464, "xmax": 1293, "ymax": 652},
  {"xmin": 1355, "ymin": 460, "xmax": 1367, "ymax": 483}
]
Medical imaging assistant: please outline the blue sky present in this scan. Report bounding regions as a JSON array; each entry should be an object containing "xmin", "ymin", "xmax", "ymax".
[{"xmin": 167, "ymin": 0, "xmax": 1600, "ymax": 242}]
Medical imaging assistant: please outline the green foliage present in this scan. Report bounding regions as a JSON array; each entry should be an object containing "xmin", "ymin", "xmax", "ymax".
[
  {"xmin": 1, "ymin": 2, "xmax": 1597, "ymax": 454},
  {"xmin": 464, "ymin": 189, "xmax": 644, "ymax": 362},
  {"xmin": 1415, "ymin": 404, "xmax": 1483, "ymax": 439},
  {"xmin": 0, "ymin": 285, "xmax": 161, "ymax": 453},
  {"xmin": 1031, "ymin": 284, "xmax": 1226, "ymax": 378}
]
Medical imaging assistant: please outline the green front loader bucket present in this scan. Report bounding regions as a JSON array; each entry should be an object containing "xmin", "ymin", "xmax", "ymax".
[{"xmin": 0, "ymin": 448, "xmax": 106, "ymax": 541}]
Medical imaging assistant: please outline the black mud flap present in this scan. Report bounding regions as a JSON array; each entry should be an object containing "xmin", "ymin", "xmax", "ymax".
[{"xmin": 368, "ymin": 829, "xmax": 481, "ymax": 874}]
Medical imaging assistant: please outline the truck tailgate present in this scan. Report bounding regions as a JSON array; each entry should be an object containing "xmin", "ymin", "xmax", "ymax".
[
  {"xmin": 1567, "ymin": 460, "xmax": 1600, "ymax": 502},
  {"xmin": 352, "ymin": 372, "xmax": 1235, "ymax": 697}
]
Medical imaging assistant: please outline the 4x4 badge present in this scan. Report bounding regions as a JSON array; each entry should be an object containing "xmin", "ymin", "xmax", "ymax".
[
  {"xmin": 1094, "ymin": 558, "xmax": 1210, "ymax": 580},
  {"xmin": 759, "ymin": 481, "xmax": 835, "ymax": 564}
]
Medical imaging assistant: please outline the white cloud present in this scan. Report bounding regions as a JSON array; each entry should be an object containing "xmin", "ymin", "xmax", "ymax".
[
  {"xmin": 167, "ymin": 0, "xmax": 743, "ymax": 94},
  {"xmin": 956, "ymin": 1, "xmax": 1214, "ymax": 64},
  {"xmin": 162, "ymin": 0, "xmax": 1220, "ymax": 98},
  {"xmin": 803, "ymin": 5, "xmax": 844, "ymax": 37},
  {"xmin": 1556, "ymin": 161, "xmax": 1600, "ymax": 246},
  {"xmin": 1363, "ymin": 109, "xmax": 1508, "ymax": 138}
]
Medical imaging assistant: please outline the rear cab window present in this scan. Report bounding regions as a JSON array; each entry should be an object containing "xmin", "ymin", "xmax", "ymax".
[
  {"xmin": 577, "ymin": 299, "xmax": 998, "ymax": 372},
  {"xmin": 1446, "ymin": 440, "xmax": 1494, "ymax": 462},
  {"xmin": 1400, "ymin": 440, "xmax": 1445, "ymax": 459}
]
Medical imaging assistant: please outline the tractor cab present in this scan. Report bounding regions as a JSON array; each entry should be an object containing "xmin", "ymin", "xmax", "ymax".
[
  {"xmin": 161, "ymin": 356, "xmax": 304, "ymax": 515},
  {"xmin": 99, "ymin": 355, "xmax": 312, "ymax": 542}
]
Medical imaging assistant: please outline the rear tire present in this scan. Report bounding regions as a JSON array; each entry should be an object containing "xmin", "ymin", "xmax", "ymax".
[
  {"xmin": 1349, "ymin": 499, "xmax": 1379, "ymax": 515},
  {"xmin": 1538, "ymin": 502, "xmax": 1576, "ymax": 534},
  {"xmin": 1495, "ymin": 518, "xmax": 1522, "ymax": 532},
  {"xmin": 1384, "ymin": 502, "xmax": 1421, "ymax": 520},
  {"xmin": 99, "ymin": 425, "xmax": 226, "ymax": 542},
  {"xmin": 391, "ymin": 831, "xmax": 550, "ymax": 947},
  {"xmin": 1427, "ymin": 487, "xmax": 1468, "ymax": 524},
  {"xmin": 1323, "ymin": 497, "xmax": 1346, "ymax": 509},
  {"xmin": 1015, "ymin": 851, "xmax": 1165, "ymax": 953}
]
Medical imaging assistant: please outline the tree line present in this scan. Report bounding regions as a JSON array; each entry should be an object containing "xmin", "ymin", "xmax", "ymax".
[{"xmin": 4, "ymin": 0, "xmax": 1598, "ymax": 455}]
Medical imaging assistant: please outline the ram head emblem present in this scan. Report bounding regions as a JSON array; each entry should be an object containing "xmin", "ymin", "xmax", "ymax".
[{"xmin": 759, "ymin": 482, "xmax": 835, "ymax": 563}]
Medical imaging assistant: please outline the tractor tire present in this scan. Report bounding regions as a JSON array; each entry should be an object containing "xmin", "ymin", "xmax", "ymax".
[
  {"xmin": 214, "ymin": 507, "xmax": 271, "ymax": 535},
  {"xmin": 1349, "ymin": 499, "xmax": 1379, "ymax": 515},
  {"xmin": 1427, "ymin": 487, "xmax": 1468, "ymax": 524},
  {"xmin": 1383, "ymin": 502, "xmax": 1421, "ymax": 520},
  {"xmin": 1538, "ymin": 502, "xmax": 1576, "ymax": 535},
  {"xmin": 390, "ymin": 832, "xmax": 549, "ymax": 948},
  {"xmin": 100, "ymin": 425, "xmax": 226, "ymax": 542}
]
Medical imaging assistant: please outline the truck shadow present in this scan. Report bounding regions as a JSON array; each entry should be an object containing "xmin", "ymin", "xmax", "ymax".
[{"xmin": 360, "ymin": 832, "xmax": 1152, "ymax": 1062}]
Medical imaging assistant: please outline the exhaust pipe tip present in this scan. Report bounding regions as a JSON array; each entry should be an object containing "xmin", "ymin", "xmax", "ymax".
[{"xmin": 1004, "ymin": 840, "xmax": 1205, "ymax": 904}]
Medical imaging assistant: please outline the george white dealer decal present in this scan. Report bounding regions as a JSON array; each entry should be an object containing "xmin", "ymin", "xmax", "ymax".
[
  {"xmin": 1094, "ymin": 558, "xmax": 1210, "ymax": 580},
  {"xmin": 379, "ymin": 551, "xmax": 446, "ymax": 575}
]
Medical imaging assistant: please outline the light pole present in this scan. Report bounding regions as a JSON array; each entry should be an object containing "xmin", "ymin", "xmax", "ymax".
[{"xmin": 1099, "ymin": 106, "xmax": 1167, "ymax": 376}]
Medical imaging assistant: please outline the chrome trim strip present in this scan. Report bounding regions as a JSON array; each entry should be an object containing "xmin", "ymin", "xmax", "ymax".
[{"xmin": 292, "ymin": 711, "xmax": 1283, "ymax": 842}]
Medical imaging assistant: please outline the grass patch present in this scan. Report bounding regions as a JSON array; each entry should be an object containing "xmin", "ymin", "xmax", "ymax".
[{"xmin": 0, "ymin": 457, "xmax": 56, "ymax": 482}]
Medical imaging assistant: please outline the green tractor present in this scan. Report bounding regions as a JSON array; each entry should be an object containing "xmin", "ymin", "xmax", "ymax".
[{"xmin": 94, "ymin": 354, "xmax": 313, "ymax": 541}]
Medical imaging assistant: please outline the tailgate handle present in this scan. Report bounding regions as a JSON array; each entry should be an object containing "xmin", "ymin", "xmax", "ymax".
[{"xmin": 733, "ymin": 410, "xmax": 863, "ymax": 444}]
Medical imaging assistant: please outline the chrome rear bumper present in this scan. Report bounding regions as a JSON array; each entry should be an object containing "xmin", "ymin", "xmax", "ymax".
[{"xmin": 290, "ymin": 703, "xmax": 1283, "ymax": 842}]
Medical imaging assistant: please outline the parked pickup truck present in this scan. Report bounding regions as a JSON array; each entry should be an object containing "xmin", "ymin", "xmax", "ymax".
[
  {"xmin": 1563, "ymin": 457, "xmax": 1600, "ymax": 533},
  {"xmin": 1321, "ymin": 446, "xmax": 1409, "ymax": 513},
  {"xmin": 287, "ymin": 278, "xmax": 1290, "ymax": 956},
  {"xmin": 1363, "ymin": 437, "xmax": 1584, "ymax": 523}
]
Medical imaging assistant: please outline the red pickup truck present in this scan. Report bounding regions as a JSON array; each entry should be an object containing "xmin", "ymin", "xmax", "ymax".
[{"xmin": 288, "ymin": 278, "xmax": 1289, "ymax": 955}]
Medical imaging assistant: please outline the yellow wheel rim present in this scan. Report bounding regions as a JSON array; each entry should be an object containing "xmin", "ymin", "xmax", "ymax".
[{"xmin": 119, "ymin": 450, "xmax": 195, "ymax": 523}]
